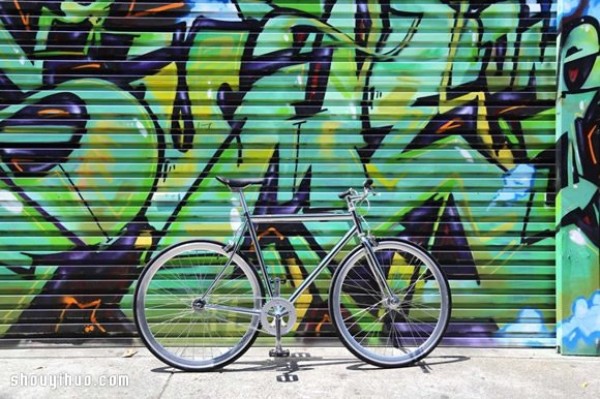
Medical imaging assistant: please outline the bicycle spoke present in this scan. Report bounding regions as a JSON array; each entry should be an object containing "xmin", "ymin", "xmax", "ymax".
[
  {"xmin": 331, "ymin": 241, "xmax": 450, "ymax": 367},
  {"xmin": 135, "ymin": 242, "xmax": 262, "ymax": 371}
]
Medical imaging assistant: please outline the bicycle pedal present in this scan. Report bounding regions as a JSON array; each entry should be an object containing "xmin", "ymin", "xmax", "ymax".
[{"xmin": 269, "ymin": 348, "xmax": 290, "ymax": 358}]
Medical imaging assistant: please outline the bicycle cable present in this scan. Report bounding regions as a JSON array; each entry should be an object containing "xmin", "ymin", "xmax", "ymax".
[{"xmin": 356, "ymin": 192, "xmax": 373, "ymax": 238}]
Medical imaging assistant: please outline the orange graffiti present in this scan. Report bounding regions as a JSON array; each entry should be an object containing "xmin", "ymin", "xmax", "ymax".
[
  {"xmin": 71, "ymin": 63, "xmax": 102, "ymax": 71},
  {"xmin": 498, "ymin": 105, "xmax": 525, "ymax": 115},
  {"xmin": 436, "ymin": 118, "xmax": 462, "ymax": 133},
  {"xmin": 37, "ymin": 109, "xmax": 69, "ymax": 117},
  {"xmin": 315, "ymin": 313, "xmax": 331, "ymax": 334},
  {"xmin": 11, "ymin": 160, "xmax": 25, "ymax": 172},
  {"xmin": 127, "ymin": 0, "xmax": 137, "ymax": 17},
  {"xmin": 132, "ymin": 2, "xmax": 184, "ymax": 18},
  {"xmin": 588, "ymin": 125, "xmax": 598, "ymax": 165},
  {"xmin": 259, "ymin": 227, "xmax": 285, "ymax": 241},
  {"xmin": 249, "ymin": 227, "xmax": 285, "ymax": 251},
  {"xmin": 13, "ymin": 0, "xmax": 30, "ymax": 31},
  {"xmin": 55, "ymin": 296, "xmax": 107, "ymax": 334}
]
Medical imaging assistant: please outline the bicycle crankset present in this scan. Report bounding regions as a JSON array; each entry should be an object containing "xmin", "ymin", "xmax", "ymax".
[{"xmin": 260, "ymin": 298, "xmax": 297, "ymax": 335}]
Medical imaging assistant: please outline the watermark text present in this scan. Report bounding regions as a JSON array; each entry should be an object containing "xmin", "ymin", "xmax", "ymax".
[{"xmin": 10, "ymin": 372, "xmax": 129, "ymax": 390}]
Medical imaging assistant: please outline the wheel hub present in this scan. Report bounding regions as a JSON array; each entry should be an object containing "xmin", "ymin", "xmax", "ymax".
[
  {"xmin": 192, "ymin": 298, "xmax": 206, "ymax": 311},
  {"xmin": 386, "ymin": 296, "xmax": 401, "ymax": 310}
]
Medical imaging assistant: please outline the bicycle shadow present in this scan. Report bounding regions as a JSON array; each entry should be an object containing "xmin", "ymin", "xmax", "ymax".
[
  {"xmin": 346, "ymin": 355, "xmax": 471, "ymax": 374},
  {"xmin": 151, "ymin": 351, "xmax": 470, "ymax": 381}
]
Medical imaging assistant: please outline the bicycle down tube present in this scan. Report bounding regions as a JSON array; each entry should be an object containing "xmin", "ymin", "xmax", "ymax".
[{"xmin": 237, "ymin": 189, "xmax": 360, "ymax": 303}]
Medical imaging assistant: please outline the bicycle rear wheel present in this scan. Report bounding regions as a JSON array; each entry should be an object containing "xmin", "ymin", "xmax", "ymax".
[
  {"xmin": 134, "ymin": 240, "xmax": 263, "ymax": 371},
  {"xmin": 330, "ymin": 239, "xmax": 451, "ymax": 367}
]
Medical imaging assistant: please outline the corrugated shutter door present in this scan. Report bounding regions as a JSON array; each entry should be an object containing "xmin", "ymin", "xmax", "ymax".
[{"xmin": 0, "ymin": 1, "xmax": 556, "ymax": 347}]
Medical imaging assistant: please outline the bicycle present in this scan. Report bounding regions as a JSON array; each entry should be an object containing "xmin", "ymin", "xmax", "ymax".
[{"xmin": 134, "ymin": 176, "xmax": 451, "ymax": 371}]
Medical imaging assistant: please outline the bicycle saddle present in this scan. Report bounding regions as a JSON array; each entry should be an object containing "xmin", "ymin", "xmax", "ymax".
[{"xmin": 216, "ymin": 176, "xmax": 265, "ymax": 189}]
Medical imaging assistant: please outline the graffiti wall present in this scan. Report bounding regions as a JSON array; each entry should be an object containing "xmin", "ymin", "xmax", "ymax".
[
  {"xmin": 0, "ymin": 0, "xmax": 561, "ymax": 347},
  {"xmin": 557, "ymin": 0, "xmax": 600, "ymax": 355}
]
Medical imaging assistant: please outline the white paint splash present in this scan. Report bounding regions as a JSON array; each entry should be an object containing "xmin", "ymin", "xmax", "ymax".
[
  {"xmin": 349, "ymin": 103, "xmax": 358, "ymax": 119},
  {"xmin": 230, "ymin": 208, "xmax": 242, "ymax": 232},
  {"xmin": 229, "ymin": 195, "xmax": 243, "ymax": 233},
  {"xmin": 569, "ymin": 229, "xmax": 587, "ymax": 245},
  {"xmin": 186, "ymin": 0, "xmax": 241, "ymax": 22},
  {"xmin": 0, "ymin": 190, "xmax": 23, "ymax": 214},
  {"xmin": 135, "ymin": 118, "xmax": 148, "ymax": 138},
  {"xmin": 456, "ymin": 146, "xmax": 474, "ymax": 163},
  {"xmin": 230, "ymin": 199, "xmax": 242, "ymax": 232},
  {"xmin": 488, "ymin": 163, "xmax": 535, "ymax": 209},
  {"xmin": 562, "ymin": 291, "xmax": 600, "ymax": 350}
]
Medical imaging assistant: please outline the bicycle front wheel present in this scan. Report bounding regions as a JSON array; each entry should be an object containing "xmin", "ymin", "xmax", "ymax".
[
  {"xmin": 134, "ymin": 240, "xmax": 263, "ymax": 371},
  {"xmin": 330, "ymin": 239, "xmax": 451, "ymax": 367}
]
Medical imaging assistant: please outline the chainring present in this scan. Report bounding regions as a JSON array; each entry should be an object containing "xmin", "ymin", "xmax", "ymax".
[{"xmin": 260, "ymin": 298, "xmax": 297, "ymax": 335}]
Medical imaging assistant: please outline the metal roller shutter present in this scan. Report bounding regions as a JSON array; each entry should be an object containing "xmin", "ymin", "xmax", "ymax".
[{"xmin": 0, "ymin": 1, "xmax": 556, "ymax": 347}]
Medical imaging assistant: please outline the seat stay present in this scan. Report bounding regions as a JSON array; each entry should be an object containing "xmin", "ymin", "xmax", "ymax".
[{"xmin": 200, "ymin": 221, "xmax": 249, "ymax": 302}]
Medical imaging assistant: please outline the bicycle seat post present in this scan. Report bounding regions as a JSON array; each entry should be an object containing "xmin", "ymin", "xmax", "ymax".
[
  {"xmin": 222, "ymin": 179, "xmax": 274, "ymax": 299},
  {"xmin": 269, "ymin": 277, "xmax": 290, "ymax": 358}
]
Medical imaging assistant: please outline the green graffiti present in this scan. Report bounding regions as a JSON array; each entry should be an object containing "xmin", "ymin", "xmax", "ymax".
[
  {"xmin": 556, "ymin": 2, "xmax": 600, "ymax": 355},
  {"xmin": 0, "ymin": 0, "xmax": 578, "ymax": 350}
]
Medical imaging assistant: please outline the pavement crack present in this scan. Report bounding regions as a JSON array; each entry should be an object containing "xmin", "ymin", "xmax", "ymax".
[{"xmin": 157, "ymin": 371, "xmax": 175, "ymax": 398}]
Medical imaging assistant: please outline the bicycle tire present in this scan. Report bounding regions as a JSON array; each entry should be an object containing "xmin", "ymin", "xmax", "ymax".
[
  {"xmin": 329, "ymin": 239, "xmax": 451, "ymax": 367},
  {"xmin": 134, "ymin": 240, "xmax": 264, "ymax": 371}
]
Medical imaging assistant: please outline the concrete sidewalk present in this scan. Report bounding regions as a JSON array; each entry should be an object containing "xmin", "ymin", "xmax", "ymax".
[{"xmin": 0, "ymin": 345, "xmax": 599, "ymax": 399}]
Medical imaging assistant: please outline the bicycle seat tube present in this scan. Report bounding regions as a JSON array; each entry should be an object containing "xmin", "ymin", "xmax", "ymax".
[{"xmin": 237, "ymin": 189, "xmax": 275, "ymax": 298}]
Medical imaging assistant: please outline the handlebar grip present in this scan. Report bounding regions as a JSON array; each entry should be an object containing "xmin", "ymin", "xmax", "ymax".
[{"xmin": 363, "ymin": 178, "xmax": 374, "ymax": 190}]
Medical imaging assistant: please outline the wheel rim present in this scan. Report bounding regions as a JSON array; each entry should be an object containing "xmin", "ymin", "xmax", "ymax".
[
  {"xmin": 136, "ymin": 243, "xmax": 261, "ymax": 370},
  {"xmin": 332, "ymin": 241, "xmax": 450, "ymax": 366}
]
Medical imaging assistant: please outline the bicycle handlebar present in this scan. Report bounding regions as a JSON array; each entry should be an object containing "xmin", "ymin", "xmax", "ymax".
[{"xmin": 338, "ymin": 179, "xmax": 376, "ymax": 206}]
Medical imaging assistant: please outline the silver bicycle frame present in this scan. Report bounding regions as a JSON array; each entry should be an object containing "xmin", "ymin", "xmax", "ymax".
[
  {"xmin": 234, "ymin": 189, "xmax": 392, "ymax": 303},
  {"xmin": 237, "ymin": 191, "xmax": 357, "ymax": 301}
]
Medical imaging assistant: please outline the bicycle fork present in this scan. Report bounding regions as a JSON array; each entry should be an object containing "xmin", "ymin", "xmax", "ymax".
[
  {"xmin": 350, "ymin": 199, "xmax": 397, "ymax": 305},
  {"xmin": 360, "ymin": 236, "xmax": 397, "ymax": 303}
]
